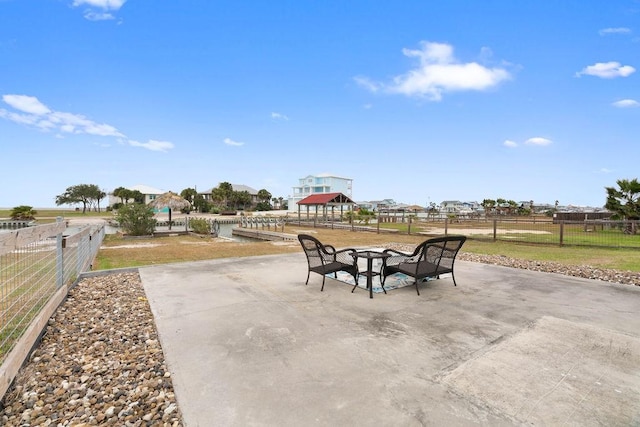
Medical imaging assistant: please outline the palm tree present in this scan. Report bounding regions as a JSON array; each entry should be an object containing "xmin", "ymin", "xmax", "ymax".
[
  {"xmin": 218, "ymin": 182, "xmax": 234, "ymax": 209},
  {"xmin": 10, "ymin": 205, "xmax": 37, "ymax": 220}
]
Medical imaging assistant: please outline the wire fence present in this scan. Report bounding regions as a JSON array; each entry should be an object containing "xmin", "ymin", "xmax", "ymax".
[
  {"xmin": 426, "ymin": 218, "xmax": 640, "ymax": 248},
  {"xmin": 286, "ymin": 215, "xmax": 640, "ymax": 248},
  {"xmin": 0, "ymin": 219, "xmax": 105, "ymax": 369}
]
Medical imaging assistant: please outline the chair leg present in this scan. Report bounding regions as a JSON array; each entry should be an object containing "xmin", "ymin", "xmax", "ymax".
[
  {"xmin": 451, "ymin": 272, "xmax": 457, "ymax": 286},
  {"xmin": 305, "ymin": 270, "xmax": 310, "ymax": 285},
  {"xmin": 321, "ymin": 275, "xmax": 326, "ymax": 292},
  {"xmin": 414, "ymin": 279, "xmax": 420, "ymax": 296}
]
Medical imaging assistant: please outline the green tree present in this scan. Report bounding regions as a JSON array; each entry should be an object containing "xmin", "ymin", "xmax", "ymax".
[
  {"xmin": 230, "ymin": 190, "xmax": 252, "ymax": 210},
  {"xmin": 605, "ymin": 178, "xmax": 640, "ymax": 225},
  {"xmin": 218, "ymin": 182, "xmax": 234, "ymax": 208},
  {"xmin": 426, "ymin": 202, "xmax": 439, "ymax": 220},
  {"xmin": 257, "ymin": 189, "xmax": 272, "ymax": 205},
  {"xmin": 131, "ymin": 190, "xmax": 145, "ymax": 204},
  {"xmin": 55, "ymin": 184, "xmax": 105, "ymax": 213},
  {"xmin": 356, "ymin": 207, "xmax": 375, "ymax": 225},
  {"xmin": 115, "ymin": 203, "xmax": 157, "ymax": 236},
  {"xmin": 343, "ymin": 210, "xmax": 355, "ymax": 223},
  {"xmin": 10, "ymin": 205, "xmax": 37, "ymax": 220},
  {"xmin": 87, "ymin": 187, "xmax": 106, "ymax": 212},
  {"xmin": 482, "ymin": 199, "xmax": 496, "ymax": 216},
  {"xmin": 180, "ymin": 188, "xmax": 203, "ymax": 213},
  {"xmin": 113, "ymin": 187, "xmax": 133, "ymax": 204}
]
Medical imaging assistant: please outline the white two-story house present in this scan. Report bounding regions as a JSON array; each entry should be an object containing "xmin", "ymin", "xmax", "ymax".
[{"xmin": 289, "ymin": 173, "xmax": 353, "ymax": 212}]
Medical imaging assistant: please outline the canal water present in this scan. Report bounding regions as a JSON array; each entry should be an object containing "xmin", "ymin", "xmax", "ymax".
[{"xmin": 106, "ymin": 221, "xmax": 255, "ymax": 242}]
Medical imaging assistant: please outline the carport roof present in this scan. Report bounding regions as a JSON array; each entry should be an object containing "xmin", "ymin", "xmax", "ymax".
[{"xmin": 297, "ymin": 192, "xmax": 355, "ymax": 205}]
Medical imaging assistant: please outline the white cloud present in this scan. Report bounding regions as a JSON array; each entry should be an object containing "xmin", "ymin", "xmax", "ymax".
[
  {"xmin": 503, "ymin": 139, "xmax": 518, "ymax": 148},
  {"xmin": 599, "ymin": 168, "xmax": 613, "ymax": 174},
  {"xmin": 612, "ymin": 99, "xmax": 639, "ymax": 108},
  {"xmin": 1, "ymin": 93, "xmax": 173, "ymax": 152},
  {"xmin": 224, "ymin": 137, "xmax": 244, "ymax": 147},
  {"xmin": 356, "ymin": 41, "xmax": 511, "ymax": 101},
  {"xmin": 83, "ymin": 11, "xmax": 115, "ymax": 20},
  {"xmin": 3, "ymin": 94, "xmax": 51, "ymax": 115},
  {"xmin": 1, "ymin": 94, "xmax": 125, "ymax": 137},
  {"xmin": 128, "ymin": 139, "xmax": 174, "ymax": 152},
  {"xmin": 576, "ymin": 61, "xmax": 635, "ymax": 78},
  {"xmin": 599, "ymin": 27, "xmax": 631, "ymax": 36},
  {"xmin": 72, "ymin": 0, "xmax": 126, "ymax": 10},
  {"xmin": 71, "ymin": 0, "xmax": 125, "ymax": 21},
  {"xmin": 354, "ymin": 76, "xmax": 382, "ymax": 93},
  {"xmin": 271, "ymin": 112, "xmax": 289, "ymax": 121},
  {"xmin": 525, "ymin": 137, "xmax": 552, "ymax": 146}
]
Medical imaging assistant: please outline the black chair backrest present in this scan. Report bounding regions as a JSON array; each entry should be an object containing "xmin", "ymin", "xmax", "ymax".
[
  {"xmin": 298, "ymin": 234, "xmax": 326, "ymax": 267},
  {"xmin": 419, "ymin": 235, "xmax": 466, "ymax": 269}
]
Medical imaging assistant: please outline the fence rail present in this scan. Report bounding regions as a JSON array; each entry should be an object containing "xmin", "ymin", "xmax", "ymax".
[
  {"xmin": 287, "ymin": 215, "xmax": 640, "ymax": 248},
  {"xmin": 438, "ymin": 218, "xmax": 640, "ymax": 248},
  {"xmin": 0, "ymin": 218, "xmax": 104, "ymax": 397}
]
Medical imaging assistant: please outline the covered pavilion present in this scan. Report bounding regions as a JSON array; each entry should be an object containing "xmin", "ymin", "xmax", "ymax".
[{"xmin": 296, "ymin": 192, "xmax": 355, "ymax": 224}]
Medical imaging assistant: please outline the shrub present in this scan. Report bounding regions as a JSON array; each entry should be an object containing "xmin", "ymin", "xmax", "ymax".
[
  {"xmin": 255, "ymin": 202, "xmax": 272, "ymax": 211},
  {"xmin": 189, "ymin": 218, "xmax": 212, "ymax": 235},
  {"xmin": 115, "ymin": 203, "xmax": 156, "ymax": 236},
  {"xmin": 10, "ymin": 205, "xmax": 37, "ymax": 220}
]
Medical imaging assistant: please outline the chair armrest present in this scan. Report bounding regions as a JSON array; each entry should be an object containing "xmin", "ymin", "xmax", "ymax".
[
  {"xmin": 323, "ymin": 244, "xmax": 337, "ymax": 254},
  {"xmin": 334, "ymin": 248, "xmax": 358, "ymax": 266},
  {"xmin": 382, "ymin": 249, "xmax": 412, "ymax": 267},
  {"xmin": 382, "ymin": 248, "xmax": 410, "ymax": 257}
]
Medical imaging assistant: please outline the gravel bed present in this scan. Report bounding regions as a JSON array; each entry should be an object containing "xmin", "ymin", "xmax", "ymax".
[
  {"xmin": 0, "ymin": 272, "xmax": 183, "ymax": 426},
  {"xmin": 1, "ymin": 250, "xmax": 638, "ymax": 426},
  {"xmin": 385, "ymin": 242, "xmax": 640, "ymax": 286},
  {"xmin": 457, "ymin": 253, "xmax": 640, "ymax": 286}
]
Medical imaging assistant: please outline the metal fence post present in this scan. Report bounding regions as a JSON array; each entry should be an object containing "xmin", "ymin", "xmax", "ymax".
[
  {"xmin": 559, "ymin": 221, "xmax": 564, "ymax": 246},
  {"xmin": 444, "ymin": 217, "xmax": 448, "ymax": 235},
  {"xmin": 407, "ymin": 216, "xmax": 412, "ymax": 235},
  {"xmin": 56, "ymin": 217, "xmax": 64, "ymax": 289},
  {"xmin": 493, "ymin": 219, "xmax": 497, "ymax": 241}
]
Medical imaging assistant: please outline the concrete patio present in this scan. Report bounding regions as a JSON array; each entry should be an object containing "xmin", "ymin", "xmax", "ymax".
[{"xmin": 138, "ymin": 253, "xmax": 640, "ymax": 426}]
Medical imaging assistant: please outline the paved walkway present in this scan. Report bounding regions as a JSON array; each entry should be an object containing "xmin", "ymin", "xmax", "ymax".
[{"xmin": 139, "ymin": 254, "xmax": 640, "ymax": 426}]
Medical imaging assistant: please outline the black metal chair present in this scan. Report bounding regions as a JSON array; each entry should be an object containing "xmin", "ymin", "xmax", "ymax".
[
  {"xmin": 297, "ymin": 234, "xmax": 359, "ymax": 291},
  {"xmin": 382, "ymin": 235, "xmax": 467, "ymax": 295}
]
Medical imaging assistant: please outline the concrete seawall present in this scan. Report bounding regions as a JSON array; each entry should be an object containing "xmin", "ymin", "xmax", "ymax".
[{"xmin": 232, "ymin": 228, "xmax": 297, "ymax": 241}]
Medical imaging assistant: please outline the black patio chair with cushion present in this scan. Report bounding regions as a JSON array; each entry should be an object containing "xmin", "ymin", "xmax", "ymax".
[
  {"xmin": 297, "ymin": 234, "xmax": 359, "ymax": 291},
  {"xmin": 382, "ymin": 235, "xmax": 467, "ymax": 295}
]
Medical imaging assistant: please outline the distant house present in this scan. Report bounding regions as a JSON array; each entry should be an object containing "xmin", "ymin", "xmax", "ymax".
[
  {"xmin": 289, "ymin": 173, "xmax": 353, "ymax": 212},
  {"xmin": 440, "ymin": 200, "xmax": 464, "ymax": 214},
  {"xmin": 199, "ymin": 183, "xmax": 260, "ymax": 206},
  {"xmin": 440, "ymin": 200, "xmax": 481, "ymax": 216},
  {"xmin": 108, "ymin": 184, "xmax": 165, "ymax": 207},
  {"xmin": 356, "ymin": 199, "xmax": 396, "ymax": 211}
]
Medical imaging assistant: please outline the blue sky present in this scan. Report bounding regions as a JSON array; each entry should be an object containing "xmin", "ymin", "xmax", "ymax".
[{"xmin": 1, "ymin": 0, "xmax": 638, "ymax": 208}]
